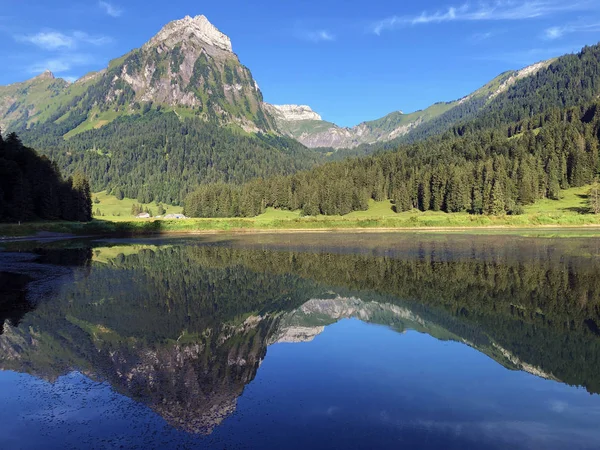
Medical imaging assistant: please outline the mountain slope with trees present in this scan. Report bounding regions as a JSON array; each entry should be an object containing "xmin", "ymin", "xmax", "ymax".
[
  {"xmin": 0, "ymin": 132, "xmax": 92, "ymax": 222},
  {"xmin": 184, "ymin": 101, "xmax": 600, "ymax": 217}
]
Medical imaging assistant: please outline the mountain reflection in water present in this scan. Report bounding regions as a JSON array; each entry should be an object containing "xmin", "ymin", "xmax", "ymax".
[{"xmin": 1, "ymin": 233, "xmax": 600, "ymax": 449}]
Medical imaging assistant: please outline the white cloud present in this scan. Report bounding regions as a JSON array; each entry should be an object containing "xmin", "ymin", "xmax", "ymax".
[
  {"xmin": 373, "ymin": 1, "xmax": 590, "ymax": 34},
  {"xmin": 63, "ymin": 76, "xmax": 78, "ymax": 83},
  {"xmin": 72, "ymin": 31, "xmax": 112, "ymax": 46},
  {"xmin": 29, "ymin": 54, "xmax": 92, "ymax": 74},
  {"xmin": 17, "ymin": 30, "xmax": 112, "ymax": 50},
  {"xmin": 300, "ymin": 30, "xmax": 335, "ymax": 43},
  {"xmin": 99, "ymin": 1, "xmax": 122, "ymax": 18},
  {"xmin": 543, "ymin": 22, "xmax": 600, "ymax": 40},
  {"xmin": 20, "ymin": 32, "xmax": 75, "ymax": 50},
  {"xmin": 544, "ymin": 26, "xmax": 565, "ymax": 39}
]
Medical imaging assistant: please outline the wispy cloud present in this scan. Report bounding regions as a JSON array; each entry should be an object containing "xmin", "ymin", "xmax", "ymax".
[
  {"xmin": 543, "ymin": 22, "xmax": 600, "ymax": 40},
  {"xmin": 29, "ymin": 54, "xmax": 92, "ymax": 74},
  {"xmin": 17, "ymin": 31, "xmax": 112, "ymax": 50},
  {"xmin": 299, "ymin": 30, "xmax": 335, "ymax": 43},
  {"xmin": 98, "ymin": 1, "xmax": 122, "ymax": 18},
  {"xmin": 372, "ymin": 1, "xmax": 590, "ymax": 35},
  {"xmin": 19, "ymin": 31, "xmax": 74, "ymax": 50},
  {"xmin": 73, "ymin": 31, "xmax": 112, "ymax": 46}
]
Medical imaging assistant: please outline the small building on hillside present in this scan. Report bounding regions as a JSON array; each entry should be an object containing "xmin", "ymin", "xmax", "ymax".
[{"xmin": 136, "ymin": 212, "xmax": 151, "ymax": 219}]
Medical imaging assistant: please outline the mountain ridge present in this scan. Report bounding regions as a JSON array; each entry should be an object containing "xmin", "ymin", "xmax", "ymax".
[
  {"xmin": 268, "ymin": 59, "xmax": 553, "ymax": 149},
  {"xmin": 1, "ymin": 14, "xmax": 274, "ymax": 135}
]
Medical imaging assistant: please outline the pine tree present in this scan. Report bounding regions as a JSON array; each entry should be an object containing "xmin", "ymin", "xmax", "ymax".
[
  {"xmin": 588, "ymin": 181, "xmax": 600, "ymax": 214},
  {"xmin": 72, "ymin": 171, "xmax": 92, "ymax": 221},
  {"xmin": 487, "ymin": 179, "xmax": 506, "ymax": 215}
]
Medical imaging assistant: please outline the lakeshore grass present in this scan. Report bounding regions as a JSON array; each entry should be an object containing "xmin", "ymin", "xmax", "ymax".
[{"xmin": 2, "ymin": 185, "xmax": 600, "ymax": 239}]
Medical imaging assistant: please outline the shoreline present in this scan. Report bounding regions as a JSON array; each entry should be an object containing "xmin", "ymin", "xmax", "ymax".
[{"xmin": 2, "ymin": 223, "xmax": 600, "ymax": 242}]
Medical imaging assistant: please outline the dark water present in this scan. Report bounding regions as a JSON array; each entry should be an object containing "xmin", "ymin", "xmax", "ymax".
[{"xmin": 1, "ymin": 232, "xmax": 600, "ymax": 449}]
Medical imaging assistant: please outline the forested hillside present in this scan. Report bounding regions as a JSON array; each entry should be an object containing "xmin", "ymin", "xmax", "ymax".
[
  {"xmin": 382, "ymin": 44, "xmax": 600, "ymax": 146},
  {"xmin": 23, "ymin": 111, "xmax": 320, "ymax": 205},
  {"xmin": 184, "ymin": 102, "xmax": 600, "ymax": 217},
  {"xmin": 0, "ymin": 132, "xmax": 92, "ymax": 222}
]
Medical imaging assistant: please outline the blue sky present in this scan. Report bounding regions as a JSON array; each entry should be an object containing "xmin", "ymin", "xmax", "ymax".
[{"xmin": 2, "ymin": 1, "xmax": 600, "ymax": 126}]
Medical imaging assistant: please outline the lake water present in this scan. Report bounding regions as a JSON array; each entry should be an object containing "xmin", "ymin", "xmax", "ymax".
[{"xmin": 1, "ymin": 232, "xmax": 600, "ymax": 449}]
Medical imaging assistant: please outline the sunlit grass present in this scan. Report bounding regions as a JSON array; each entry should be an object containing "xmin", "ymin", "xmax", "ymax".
[
  {"xmin": 2, "ymin": 185, "xmax": 600, "ymax": 238},
  {"xmin": 92, "ymin": 191, "xmax": 183, "ymax": 220}
]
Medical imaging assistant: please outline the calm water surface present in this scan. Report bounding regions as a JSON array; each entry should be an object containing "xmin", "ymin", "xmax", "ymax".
[{"xmin": 1, "ymin": 232, "xmax": 600, "ymax": 449}]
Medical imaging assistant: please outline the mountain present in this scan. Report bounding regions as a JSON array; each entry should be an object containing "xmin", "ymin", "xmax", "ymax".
[
  {"xmin": 0, "ymin": 15, "xmax": 321, "ymax": 204},
  {"xmin": 0, "ymin": 70, "xmax": 68, "ymax": 132},
  {"xmin": 1, "ymin": 15, "xmax": 273, "ymax": 135},
  {"xmin": 269, "ymin": 60, "xmax": 553, "ymax": 149}
]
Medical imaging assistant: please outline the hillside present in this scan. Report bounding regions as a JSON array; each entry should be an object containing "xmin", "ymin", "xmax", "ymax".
[
  {"xmin": 0, "ymin": 132, "xmax": 91, "ymax": 223},
  {"xmin": 269, "ymin": 59, "xmax": 558, "ymax": 149},
  {"xmin": 0, "ymin": 15, "xmax": 322, "ymax": 204},
  {"xmin": 2, "ymin": 15, "xmax": 274, "ymax": 135},
  {"xmin": 185, "ymin": 97, "xmax": 600, "ymax": 218}
]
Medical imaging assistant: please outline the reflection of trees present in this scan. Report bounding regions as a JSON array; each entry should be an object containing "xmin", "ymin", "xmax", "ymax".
[
  {"xmin": 0, "ymin": 247, "xmax": 93, "ymax": 333},
  {"xmin": 183, "ymin": 244, "xmax": 600, "ymax": 394},
  {"xmin": 1, "ymin": 239, "xmax": 600, "ymax": 435}
]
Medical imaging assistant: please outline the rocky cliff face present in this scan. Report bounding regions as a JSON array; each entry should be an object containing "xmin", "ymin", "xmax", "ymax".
[
  {"xmin": 145, "ymin": 15, "xmax": 233, "ymax": 52},
  {"xmin": 267, "ymin": 104, "xmax": 437, "ymax": 149},
  {"xmin": 266, "ymin": 104, "xmax": 322, "ymax": 121},
  {"xmin": 89, "ymin": 14, "xmax": 274, "ymax": 132},
  {"xmin": 0, "ymin": 15, "xmax": 274, "ymax": 135},
  {"xmin": 102, "ymin": 316, "xmax": 276, "ymax": 434},
  {"xmin": 270, "ymin": 296, "xmax": 422, "ymax": 343}
]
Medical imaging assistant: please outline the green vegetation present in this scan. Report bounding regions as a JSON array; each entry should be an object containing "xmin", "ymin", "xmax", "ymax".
[
  {"xmin": 21, "ymin": 111, "xmax": 320, "ymax": 205},
  {"xmin": 185, "ymin": 100, "xmax": 600, "ymax": 219},
  {"xmin": 92, "ymin": 191, "xmax": 182, "ymax": 220},
  {"xmin": 3, "ymin": 184, "xmax": 600, "ymax": 238},
  {"xmin": 0, "ymin": 132, "xmax": 92, "ymax": 223}
]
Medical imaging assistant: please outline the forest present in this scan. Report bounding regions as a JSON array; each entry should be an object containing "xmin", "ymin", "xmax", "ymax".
[
  {"xmin": 0, "ymin": 131, "xmax": 92, "ymax": 222},
  {"xmin": 184, "ymin": 102, "xmax": 600, "ymax": 217},
  {"xmin": 20, "ymin": 111, "xmax": 320, "ymax": 205}
]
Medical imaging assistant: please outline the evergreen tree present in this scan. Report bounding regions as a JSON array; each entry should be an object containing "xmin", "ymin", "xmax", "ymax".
[{"xmin": 588, "ymin": 181, "xmax": 600, "ymax": 214}]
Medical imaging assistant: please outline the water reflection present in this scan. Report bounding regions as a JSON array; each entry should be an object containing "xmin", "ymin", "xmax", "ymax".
[{"xmin": 1, "ymin": 234, "xmax": 600, "ymax": 447}]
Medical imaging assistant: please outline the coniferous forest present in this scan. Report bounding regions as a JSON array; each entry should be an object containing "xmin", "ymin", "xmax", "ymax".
[
  {"xmin": 21, "ymin": 111, "xmax": 321, "ymax": 205},
  {"xmin": 0, "ymin": 132, "xmax": 92, "ymax": 222},
  {"xmin": 184, "ymin": 102, "xmax": 600, "ymax": 217}
]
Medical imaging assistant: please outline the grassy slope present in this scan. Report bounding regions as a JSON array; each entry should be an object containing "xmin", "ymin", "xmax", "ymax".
[
  {"xmin": 2, "ymin": 185, "xmax": 600, "ymax": 238},
  {"xmin": 92, "ymin": 191, "xmax": 183, "ymax": 220}
]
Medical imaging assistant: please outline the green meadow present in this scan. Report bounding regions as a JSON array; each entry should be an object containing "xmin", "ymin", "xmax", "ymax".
[{"xmin": 2, "ymin": 185, "xmax": 600, "ymax": 239}]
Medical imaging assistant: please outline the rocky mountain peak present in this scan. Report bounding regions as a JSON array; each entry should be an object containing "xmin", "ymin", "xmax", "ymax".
[
  {"xmin": 32, "ymin": 70, "xmax": 55, "ymax": 81},
  {"xmin": 144, "ymin": 14, "xmax": 233, "ymax": 52},
  {"xmin": 268, "ymin": 104, "xmax": 322, "ymax": 121}
]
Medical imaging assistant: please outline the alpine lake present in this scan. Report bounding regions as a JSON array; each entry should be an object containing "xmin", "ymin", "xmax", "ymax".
[{"xmin": 1, "ymin": 231, "xmax": 600, "ymax": 449}]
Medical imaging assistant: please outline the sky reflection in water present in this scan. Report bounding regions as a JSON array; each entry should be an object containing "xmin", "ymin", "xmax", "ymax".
[{"xmin": 0, "ymin": 234, "xmax": 599, "ymax": 449}]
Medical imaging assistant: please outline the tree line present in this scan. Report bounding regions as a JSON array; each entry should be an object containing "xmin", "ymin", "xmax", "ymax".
[
  {"xmin": 20, "ymin": 110, "xmax": 320, "ymax": 205},
  {"xmin": 0, "ymin": 131, "xmax": 92, "ymax": 222},
  {"xmin": 184, "ymin": 102, "xmax": 600, "ymax": 217}
]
